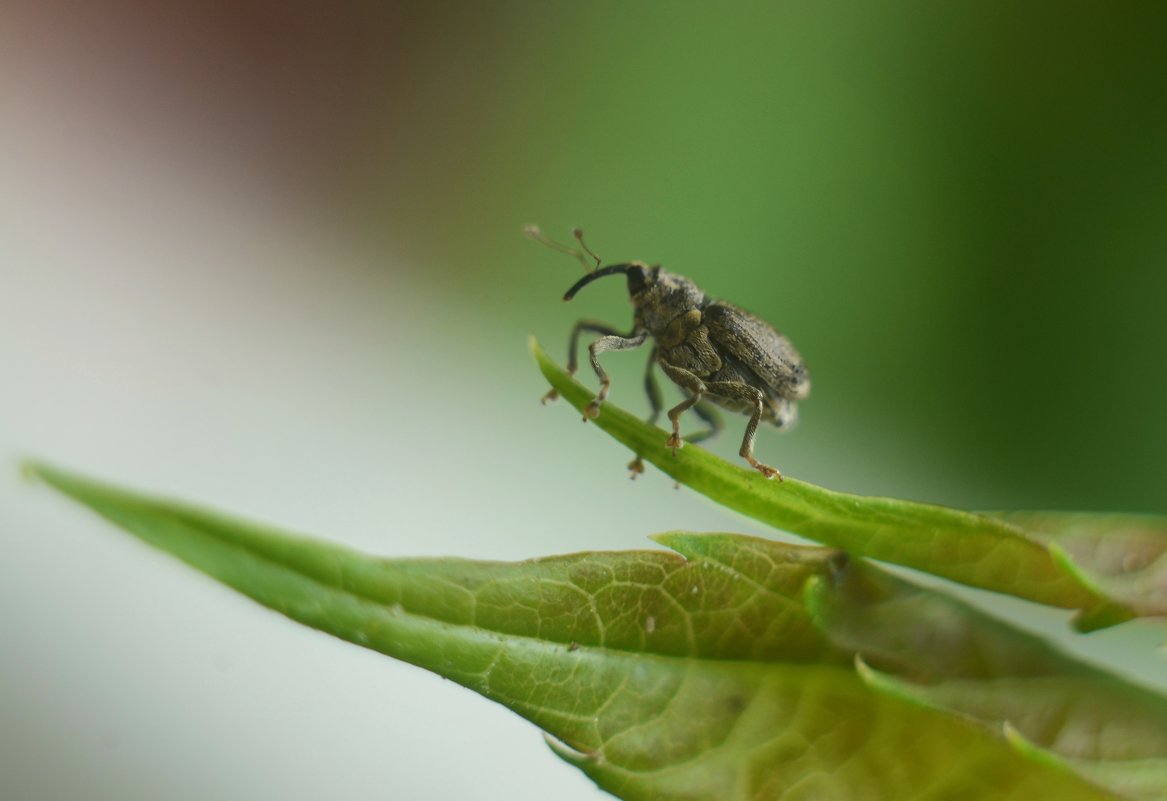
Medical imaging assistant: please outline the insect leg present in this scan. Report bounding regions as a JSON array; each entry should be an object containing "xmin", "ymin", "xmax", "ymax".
[
  {"xmin": 569, "ymin": 320, "xmax": 637, "ymax": 374},
  {"xmin": 705, "ymin": 380, "xmax": 783, "ymax": 481},
  {"xmin": 584, "ymin": 330, "xmax": 649, "ymax": 420},
  {"xmin": 643, "ymin": 347, "xmax": 663, "ymax": 426},
  {"xmin": 628, "ymin": 349, "xmax": 664, "ymax": 478},
  {"xmin": 685, "ymin": 400, "xmax": 723, "ymax": 445},
  {"xmin": 657, "ymin": 361, "xmax": 709, "ymax": 455},
  {"xmin": 542, "ymin": 320, "xmax": 634, "ymax": 404}
]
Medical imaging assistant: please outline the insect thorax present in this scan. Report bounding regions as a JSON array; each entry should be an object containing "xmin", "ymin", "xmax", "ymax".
[{"xmin": 633, "ymin": 269, "xmax": 708, "ymax": 335}]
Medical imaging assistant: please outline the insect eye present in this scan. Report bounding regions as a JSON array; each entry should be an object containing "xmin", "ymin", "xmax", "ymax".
[{"xmin": 626, "ymin": 265, "xmax": 649, "ymax": 295}]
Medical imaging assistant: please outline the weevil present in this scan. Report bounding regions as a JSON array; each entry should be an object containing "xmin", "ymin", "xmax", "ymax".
[{"xmin": 528, "ymin": 226, "xmax": 809, "ymax": 481}]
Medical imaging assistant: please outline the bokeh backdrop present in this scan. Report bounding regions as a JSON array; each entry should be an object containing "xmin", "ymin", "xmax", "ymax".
[{"xmin": 3, "ymin": 3, "xmax": 1166, "ymax": 800}]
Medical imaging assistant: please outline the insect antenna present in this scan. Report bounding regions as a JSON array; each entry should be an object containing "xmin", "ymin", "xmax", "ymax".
[
  {"xmin": 572, "ymin": 228, "xmax": 602, "ymax": 272},
  {"xmin": 524, "ymin": 225, "xmax": 602, "ymax": 273}
]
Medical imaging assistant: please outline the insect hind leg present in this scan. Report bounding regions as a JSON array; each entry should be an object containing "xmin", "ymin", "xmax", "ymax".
[{"xmin": 706, "ymin": 380, "xmax": 783, "ymax": 481}]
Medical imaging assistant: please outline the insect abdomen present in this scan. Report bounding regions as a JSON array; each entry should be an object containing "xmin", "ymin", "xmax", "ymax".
[{"xmin": 703, "ymin": 302, "xmax": 809, "ymax": 400}]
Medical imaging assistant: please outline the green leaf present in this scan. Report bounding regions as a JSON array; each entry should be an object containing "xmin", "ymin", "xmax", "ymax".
[
  {"xmin": 990, "ymin": 511, "xmax": 1167, "ymax": 622},
  {"xmin": 804, "ymin": 553, "xmax": 1167, "ymax": 801},
  {"xmin": 28, "ymin": 463, "xmax": 1136, "ymax": 800},
  {"xmin": 531, "ymin": 338, "xmax": 1123, "ymax": 626}
]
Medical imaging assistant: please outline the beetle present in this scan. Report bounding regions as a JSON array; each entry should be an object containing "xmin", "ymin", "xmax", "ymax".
[{"xmin": 528, "ymin": 226, "xmax": 809, "ymax": 481}]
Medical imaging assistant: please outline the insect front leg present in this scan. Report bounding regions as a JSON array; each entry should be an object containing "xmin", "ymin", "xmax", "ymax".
[
  {"xmin": 543, "ymin": 320, "xmax": 635, "ymax": 404},
  {"xmin": 706, "ymin": 380, "xmax": 782, "ymax": 481},
  {"xmin": 657, "ymin": 361, "xmax": 709, "ymax": 455},
  {"xmin": 584, "ymin": 330, "xmax": 649, "ymax": 420}
]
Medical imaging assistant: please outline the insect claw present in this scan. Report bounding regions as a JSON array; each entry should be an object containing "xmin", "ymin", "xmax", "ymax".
[
  {"xmin": 665, "ymin": 433, "xmax": 684, "ymax": 456},
  {"xmin": 541, "ymin": 388, "xmax": 560, "ymax": 404},
  {"xmin": 752, "ymin": 461, "xmax": 783, "ymax": 481},
  {"xmin": 584, "ymin": 399, "xmax": 602, "ymax": 420},
  {"xmin": 627, "ymin": 457, "xmax": 646, "ymax": 479}
]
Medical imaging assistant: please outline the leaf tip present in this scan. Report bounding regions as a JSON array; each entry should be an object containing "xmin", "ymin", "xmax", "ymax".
[
  {"xmin": 20, "ymin": 459, "xmax": 44, "ymax": 483},
  {"xmin": 853, "ymin": 656, "xmax": 941, "ymax": 713},
  {"xmin": 543, "ymin": 733, "xmax": 596, "ymax": 768},
  {"xmin": 20, "ymin": 460, "xmax": 103, "ymax": 501},
  {"xmin": 1071, "ymin": 604, "xmax": 1136, "ymax": 633},
  {"xmin": 1049, "ymin": 543, "xmax": 1136, "ymax": 632},
  {"xmin": 1002, "ymin": 721, "xmax": 1029, "ymax": 751},
  {"xmin": 1001, "ymin": 722, "xmax": 1080, "ymax": 777},
  {"xmin": 20, "ymin": 459, "xmax": 65, "ymax": 489},
  {"xmin": 649, "ymin": 530, "xmax": 697, "ymax": 555}
]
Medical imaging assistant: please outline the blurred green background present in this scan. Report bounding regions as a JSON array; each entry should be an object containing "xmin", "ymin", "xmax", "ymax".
[
  {"xmin": 368, "ymin": 0, "xmax": 1167, "ymax": 511},
  {"xmin": 3, "ymin": 3, "xmax": 1166, "ymax": 801}
]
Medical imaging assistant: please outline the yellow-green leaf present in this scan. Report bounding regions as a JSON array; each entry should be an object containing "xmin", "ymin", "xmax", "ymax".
[
  {"xmin": 532, "ymin": 338, "xmax": 1124, "ymax": 626},
  {"xmin": 28, "ymin": 463, "xmax": 1132, "ymax": 800}
]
